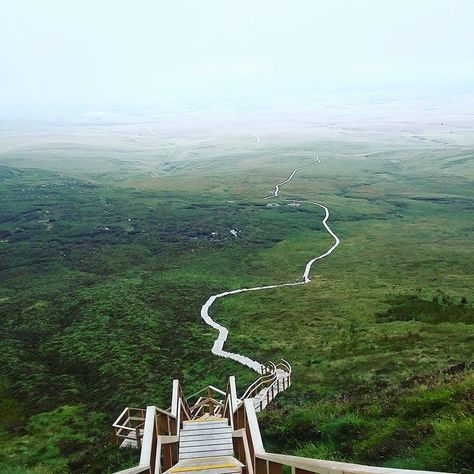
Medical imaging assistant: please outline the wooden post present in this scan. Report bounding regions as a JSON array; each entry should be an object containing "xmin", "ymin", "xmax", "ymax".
[
  {"xmin": 163, "ymin": 442, "xmax": 172, "ymax": 470},
  {"xmin": 208, "ymin": 387, "xmax": 214, "ymax": 414},
  {"xmin": 255, "ymin": 458, "xmax": 267, "ymax": 474},
  {"xmin": 135, "ymin": 426, "xmax": 142, "ymax": 450},
  {"xmin": 236, "ymin": 437, "xmax": 246, "ymax": 465},
  {"xmin": 269, "ymin": 462, "xmax": 283, "ymax": 474},
  {"xmin": 240, "ymin": 405, "xmax": 246, "ymax": 430},
  {"xmin": 171, "ymin": 441, "xmax": 179, "ymax": 465},
  {"xmin": 295, "ymin": 469, "xmax": 313, "ymax": 474}
]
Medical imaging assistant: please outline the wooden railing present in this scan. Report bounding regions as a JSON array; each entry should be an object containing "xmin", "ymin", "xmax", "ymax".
[
  {"xmin": 113, "ymin": 365, "xmax": 451, "ymax": 474},
  {"xmin": 113, "ymin": 360, "xmax": 291, "ymax": 473},
  {"xmin": 232, "ymin": 391, "xmax": 452, "ymax": 474},
  {"xmin": 113, "ymin": 407, "xmax": 147, "ymax": 449},
  {"xmin": 222, "ymin": 376, "xmax": 239, "ymax": 428},
  {"xmin": 255, "ymin": 452, "xmax": 453, "ymax": 474},
  {"xmin": 114, "ymin": 380, "xmax": 189, "ymax": 474},
  {"xmin": 242, "ymin": 359, "xmax": 291, "ymax": 412},
  {"xmin": 186, "ymin": 384, "xmax": 228, "ymax": 419},
  {"xmin": 242, "ymin": 362, "xmax": 278, "ymax": 399},
  {"xmin": 276, "ymin": 359, "xmax": 291, "ymax": 376}
]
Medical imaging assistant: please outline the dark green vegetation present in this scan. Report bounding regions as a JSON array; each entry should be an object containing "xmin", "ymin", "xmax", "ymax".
[
  {"xmin": 0, "ymin": 132, "xmax": 473, "ymax": 473},
  {"xmin": 261, "ymin": 369, "xmax": 473, "ymax": 474},
  {"xmin": 376, "ymin": 294, "xmax": 473, "ymax": 324}
]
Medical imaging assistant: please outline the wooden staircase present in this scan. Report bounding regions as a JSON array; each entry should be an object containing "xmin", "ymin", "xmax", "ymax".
[
  {"xmin": 112, "ymin": 360, "xmax": 290, "ymax": 474},
  {"xmin": 162, "ymin": 417, "xmax": 244, "ymax": 474},
  {"xmin": 166, "ymin": 456, "xmax": 243, "ymax": 474},
  {"xmin": 112, "ymin": 360, "xmax": 451, "ymax": 474},
  {"xmin": 179, "ymin": 419, "xmax": 234, "ymax": 460}
]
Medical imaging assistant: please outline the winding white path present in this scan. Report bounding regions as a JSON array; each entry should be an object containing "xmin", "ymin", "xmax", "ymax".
[
  {"xmin": 200, "ymin": 156, "xmax": 340, "ymax": 373},
  {"xmin": 265, "ymin": 157, "xmax": 320, "ymax": 199}
]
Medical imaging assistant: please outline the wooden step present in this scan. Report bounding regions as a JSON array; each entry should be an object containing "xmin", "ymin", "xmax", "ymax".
[
  {"xmin": 179, "ymin": 418, "xmax": 234, "ymax": 460},
  {"xmin": 181, "ymin": 438, "xmax": 233, "ymax": 448},
  {"xmin": 181, "ymin": 427, "xmax": 231, "ymax": 438},
  {"xmin": 167, "ymin": 456, "xmax": 243, "ymax": 474},
  {"xmin": 180, "ymin": 447, "xmax": 234, "ymax": 460},
  {"xmin": 181, "ymin": 432, "xmax": 233, "ymax": 442},
  {"xmin": 182, "ymin": 421, "xmax": 229, "ymax": 430},
  {"xmin": 180, "ymin": 443, "xmax": 234, "ymax": 454},
  {"xmin": 185, "ymin": 416, "xmax": 225, "ymax": 423},
  {"xmin": 171, "ymin": 464, "xmax": 239, "ymax": 474}
]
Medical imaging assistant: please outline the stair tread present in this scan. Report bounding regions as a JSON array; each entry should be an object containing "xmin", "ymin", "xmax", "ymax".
[
  {"xmin": 180, "ymin": 441, "xmax": 231, "ymax": 448},
  {"xmin": 166, "ymin": 456, "xmax": 243, "ymax": 474},
  {"xmin": 180, "ymin": 430, "xmax": 232, "ymax": 443},
  {"xmin": 170, "ymin": 469, "xmax": 240, "ymax": 474},
  {"xmin": 181, "ymin": 428, "xmax": 232, "ymax": 437},
  {"xmin": 182, "ymin": 422, "xmax": 229, "ymax": 430},
  {"xmin": 180, "ymin": 448, "xmax": 234, "ymax": 460},
  {"xmin": 183, "ymin": 419, "xmax": 227, "ymax": 424},
  {"xmin": 173, "ymin": 456, "xmax": 244, "ymax": 466},
  {"xmin": 180, "ymin": 444, "xmax": 233, "ymax": 453},
  {"xmin": 171, "ymin": 466, "xmax": 240, "ymax": 474},
  {"xmin": 184, "ymin": 417, "xmax": 227, "ymax": 424},
  {"xmin": 181, "ymin": 438, "xmax": 233, "ymax": 447}
]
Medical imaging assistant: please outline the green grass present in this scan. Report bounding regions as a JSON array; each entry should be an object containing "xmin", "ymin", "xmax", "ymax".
[{"xmin": 0, "ymin": 133, "xmax": 473, "ymax": 473}]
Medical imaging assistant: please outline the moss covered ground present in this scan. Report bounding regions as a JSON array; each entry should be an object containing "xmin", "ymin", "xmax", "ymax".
[{"xmin": 0, "ymin": 129, "xmax": 472, "ymax": 473}]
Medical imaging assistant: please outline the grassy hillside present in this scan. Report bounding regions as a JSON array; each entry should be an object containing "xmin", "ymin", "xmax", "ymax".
[{"xmin": 0, "ymin": 133, "xmax": 472, "ymax": 473}]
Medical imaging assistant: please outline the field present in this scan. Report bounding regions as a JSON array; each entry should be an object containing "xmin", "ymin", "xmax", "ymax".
[{"xmin": 0, "ymin": 100, "xmax": 473, "ymax": 473}]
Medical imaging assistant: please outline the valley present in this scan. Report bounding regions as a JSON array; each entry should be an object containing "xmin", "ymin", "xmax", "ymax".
[{"xmin": 0, "ymin": 114, "xmax": 473, "ymax": 473}]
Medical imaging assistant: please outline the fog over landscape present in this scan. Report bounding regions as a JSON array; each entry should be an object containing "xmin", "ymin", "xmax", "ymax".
[
  {"xmin": 1, "ymin": 0, "xmax": 474, "ymax": 118},
  {"xmin": 0, "ymin": 2, "xmax": 473, "ymax": 474}
]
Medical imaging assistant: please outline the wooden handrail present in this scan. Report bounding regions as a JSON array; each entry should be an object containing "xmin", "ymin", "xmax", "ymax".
[
  {"xmin": 114, "ymin": 422, "xmax": 145, "ymax": 431},
  {"xmin": 232, "ymin": 392, "xmax": 451, "ymax": 474},
  {"xmin": 276, "ymin": 358, "xmax": 292, "ymax": 374},
  {"xmin": 255, "ymin": 453, "xmax": 453, "ymax": 474},
  {"xmin": 186, "ymin": 384, "xmax": 227, "ymax": 401},
  {"xmin": 241, "ymin": 359, "xmax": 292, "ymax": 402},
  {"xmin": 112, "ymin": 367, "xmax": 451, "ymax": 474},
  {"xmin": 113, "ymin": 407, "xmax": 146, "ymax": 429},
  {"xmin": 241, "ymin": 372, "xmax": 277, "ymax": 399},
  {"xmin": 232, "ymin": 428, "xmax": 254, "ymax": 474},
  {"xmin": 115, "ymin": 380, "xmax": 190, "ymax": 474},
  {"xmin": 138, "ymin": 406, "xmax": 156, "ymax": 467}
]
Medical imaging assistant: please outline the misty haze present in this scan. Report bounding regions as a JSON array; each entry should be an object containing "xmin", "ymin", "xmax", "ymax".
[{"xmin": 0, "ymin": 2, "xmax": 473, "ymax": 474}]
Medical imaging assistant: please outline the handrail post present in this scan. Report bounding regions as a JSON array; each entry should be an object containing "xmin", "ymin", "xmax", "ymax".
[
  {"xmin": 208, "ymin": 386, "xmax": 214, "ymax": 415},
  {"xmin": 229, "ymin": 376, "xmax": 238, "ymax": 413},
  {"xmin": 139, "ymin": 406, "xmax": 157, "ymax": 467},
  {"xmin": 244, "ymin": 399, "xmax": 264, "ymax": 454},
  {"xmin": 171, "ymin": 380, "xmax": 179, "ymax": 418},
  {"xmin": 135, "ymin": 426, "xmax": 142, "ymax": 450}
]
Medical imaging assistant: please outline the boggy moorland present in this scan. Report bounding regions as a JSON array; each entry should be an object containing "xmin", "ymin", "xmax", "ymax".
[{"xmin": 0, "ymin": 111, "xmax": 473, "ymax": 473}]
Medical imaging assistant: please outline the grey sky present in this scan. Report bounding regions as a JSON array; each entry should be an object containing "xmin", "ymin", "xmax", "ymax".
[{"xmin": 1, "ymin": 0, "xmax": 473, "ymax": 114}]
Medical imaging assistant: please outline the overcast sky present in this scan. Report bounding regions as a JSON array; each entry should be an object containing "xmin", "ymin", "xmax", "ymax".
[{"xmin": 1, "ymin": 0, "xmax": 473, "ymax": 115}]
